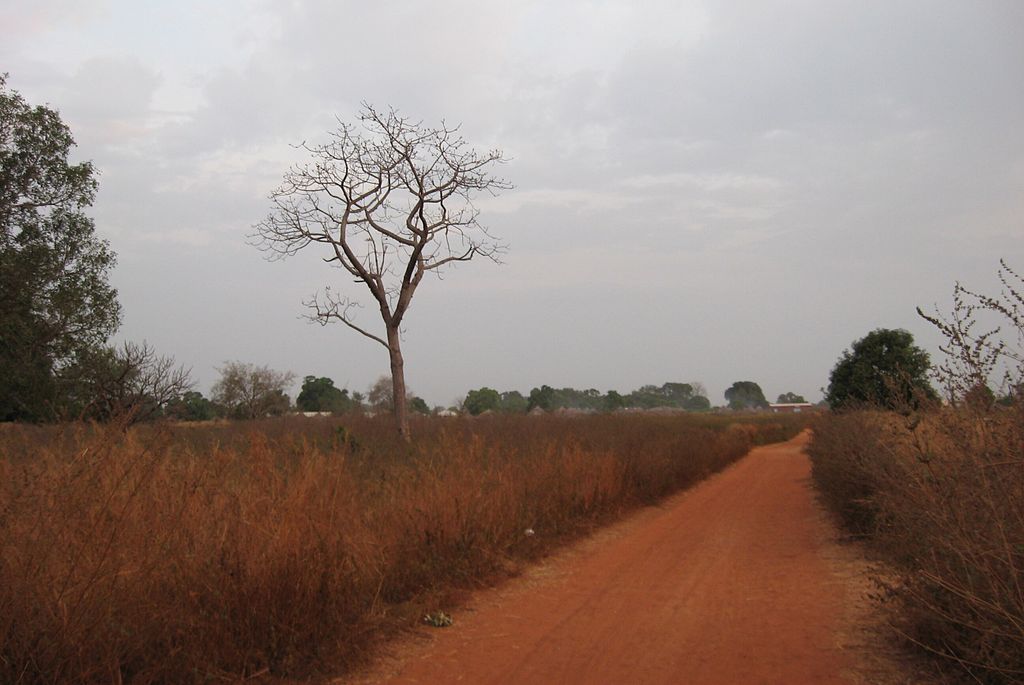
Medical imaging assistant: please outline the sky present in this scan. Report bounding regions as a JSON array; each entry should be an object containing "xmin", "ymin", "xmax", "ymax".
[{"xmin": 3, "ymin": 0, "xmax": 1023, "ymax": 407}]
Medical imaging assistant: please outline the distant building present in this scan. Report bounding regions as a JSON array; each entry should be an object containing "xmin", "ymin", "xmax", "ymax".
[{"xmin": 768, "ymin": 402, "xmax": 814, "ymax": 414}]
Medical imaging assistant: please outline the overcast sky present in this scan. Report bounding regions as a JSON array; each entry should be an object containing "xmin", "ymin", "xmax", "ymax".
[{"xmin": 3, "ymin": 1, "xmax": 1023, "ymax": 407}]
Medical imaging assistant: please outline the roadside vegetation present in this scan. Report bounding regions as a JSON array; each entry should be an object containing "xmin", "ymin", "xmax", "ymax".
[
  {"xmin": 810, "ymin": 262, "xmax": 1024, "ymax": 684},
  {"xmin": 0, "ymin": 412, "xmax": 805, "ymax": 683}
]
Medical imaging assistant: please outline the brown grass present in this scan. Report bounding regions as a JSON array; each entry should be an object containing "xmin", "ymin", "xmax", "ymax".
[
  {"xmin": 0, "ymin": 412, "xmax": 804, "ymax": 683},
  {"xmin": 809, "ymin": 406, "xmax": 1024, "ymax": 684}
]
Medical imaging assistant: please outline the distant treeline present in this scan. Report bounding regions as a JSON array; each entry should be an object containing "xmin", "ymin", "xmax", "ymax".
[
  {"xmin": 162, "ymin": 379, "xmax": 718, "ymax": 422},
  {"xmin": 463, "ymin": 382, "xmax": 712, "ymax": 415}
]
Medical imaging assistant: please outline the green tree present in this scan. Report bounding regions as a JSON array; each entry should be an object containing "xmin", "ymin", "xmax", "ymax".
[
  {"xmin": 408, "ymin": 396, "xmax": 430, "ymax": 414},
  {"xmin": 623, "ymin": 382, "xmax": 709, "ymax": 411},
  {"xmin": 527, "ymin": 385, "xmax": 555, "ymax": 412},
  {"xmin": 684, "ymin": 395, "xmax": 711, "ymax": 411},
  {"xmin": 499, "ymin": 390, "xmax": 528, "ymax": 414},
  {"xmin": 825, "ymin": 328, "xmax": 936, "ymax": 410},
  {"xmin": 166, "ymin": 390, "xmax": 217, "ymax": 421},
  {"xmin": 724, "ymin": 381, "xmax": 768, "ymax": 410},
  {"xmin": 1, "ymin": 75, "xmax": 120, "ymax": 421},
  {"xmin": 604, "ymin": 390, "xmax": 625, "ymax": 412},
  {"xmin": 296, "ymin": 375, "xmax": 353, "ymax": 413},
  {"xmin": 464, "ymin": 387, "xmax": 500, "ymax": 415},
  {"xmin": 350, "ymin": 391, "xmax": 366, "ymax": 412},
  {"xmin": 776, "ymin": 392, "xmax": 807, "ymax": 404}
]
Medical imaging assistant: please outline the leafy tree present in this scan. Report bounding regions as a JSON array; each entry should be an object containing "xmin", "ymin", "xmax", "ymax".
[
  {"xmin": 604, "ymin": 390, "xmax": 626, "ymax": 412},
  {"xmin": 296, "ymin": 375, "xmax": 353, "ymax": 413},
  {"xmin": 408, "ymin": 396, "xmax": 430, "ymax": 414},
  {"xmin": 1, "ymin": 74, "xmax": 120, "ymax": 420},
  {"xmin": 211, "ymin": 361, "xmax": 294, "ymax": 419},
  {"xmin": 519, "ymin": 382, "xmax": 711, "ymax": 413},
  {"xmin": 351, "ymin": 391, "xmax": 366, "ymax": 411},
  {"xmin": 464, "ymin": 387, "xmax": 500, "ymax": 415},
  {"xmin": 527, "ymin": 385, "xmax": 556, "ymax": 412},
  {"xmin": 684, "ymin": 395, "xmax": 711, "ymax": 411},
  {"xmin": 166, "ymin": 390, "xmax": 218, "ymax": 422},
  {"xmin": 825, "ymin": 328, "xmax": 936, "ymax": 410},
  {"xmin": 624, "ymin": 382, "xmax": 709, "ymax": 411},
  {"xmin": 776, "ymin": 392, "xmax": 807, "ymax": 404},
  {"xmin": 254, "ymin": 105, "xmax": 510, "ymax": 441},
  {"xmin": 499, "ymin": 390, "xmax": 528, "ymax": 414},
  {"xmin": 724, "ymin": 381, "xmax": 768, "ymax": 410},
  {"xmin": 627, "ymin": 384, "xmax": 663, "ymax": 409}
]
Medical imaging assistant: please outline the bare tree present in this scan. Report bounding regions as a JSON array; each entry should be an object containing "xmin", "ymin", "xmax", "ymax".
[
  {"xmin": 366, "ymin": 375, "xmax": 394, "ymax": 414},
  {"xmin": 62, "ymin": 341, "xmax": 193, "ymax": 423},
  {"xmin": 253, "ymin": 105, "xmax": 510, "ymax": 440},
  {"xmin": 211, "ymin": 361, "xmax": 295, "ymax": 420},
  {"xmin": 918, "ymin": 259, "xmax": 1024, "ymax": 403}
]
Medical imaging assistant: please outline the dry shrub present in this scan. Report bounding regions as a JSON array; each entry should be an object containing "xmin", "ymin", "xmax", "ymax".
[
  {"xmin": 0, "ymin": 413, "xmax": 804, "ymax": 683},
  {"xmin": 809, "ymin": 406, "xmax": 1024, "ymax": 683}
]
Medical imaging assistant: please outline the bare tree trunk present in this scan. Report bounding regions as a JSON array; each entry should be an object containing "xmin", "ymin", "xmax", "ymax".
[
  {"xmin": 387, "ymin": 326, "xmax": 410, "ymax": 441},
  {"xmin": 255, "ymin": 106, "xmax": 510, "ymax": 444}
]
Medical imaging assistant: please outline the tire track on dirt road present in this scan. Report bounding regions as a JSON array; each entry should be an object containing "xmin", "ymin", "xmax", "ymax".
[{"xmin": 351, "ymin": 431, "xmax": 869, "ymax": 684}]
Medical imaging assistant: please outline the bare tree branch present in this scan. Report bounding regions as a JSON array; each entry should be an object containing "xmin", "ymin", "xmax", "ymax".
[
  {"xmin": 303, "ymin": 290, "xmax": 389, "ymax": 349},
  {"xmin": 251, "ymin": 104, "xmax": 510, "ymax": 439}
]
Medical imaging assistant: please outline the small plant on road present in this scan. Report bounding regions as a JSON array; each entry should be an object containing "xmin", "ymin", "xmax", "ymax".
[{"xmin": 423, "ymin": 611, "xmax": 453, "ymax": 628}]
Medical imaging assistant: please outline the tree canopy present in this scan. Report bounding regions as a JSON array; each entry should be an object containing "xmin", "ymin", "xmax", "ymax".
[
  {"xmin": 776, "ymin": 392, "xmax": 807, "ymax": 404},
  {"xmin": 166, "ymin": 391, "xmax": 218, "ymax": 422},
  {"xmin": 211, "ymin": 361, "xmax": 294, "ymax": 419},
  {"xmin": 724, "ymin": 381, "xmax": 768, "ymax": 410},
  {"xmin": 628, "ymin": 383, "xmax": 710, "ymax": 411},
  {"xmin": 296, "ymin": 375, "xmax": 355, "ymax": 413},
  {"xmin": 464, "ymin": 387, "xmax": 501, "ymax": 415},
  {"xmin": 490, "ymin": 382, "xmax": 713, "ymax": 414},
  {"xmin": 462, "ymin": 387, "xmax": 528, "ymax": 415},
  {"xmin": 825, "ymin": 328, "xmax": 936, "ymax": 409},
  {"xmin": 1, "ymin": 74, "xmax": 120, "ymax": 420}
]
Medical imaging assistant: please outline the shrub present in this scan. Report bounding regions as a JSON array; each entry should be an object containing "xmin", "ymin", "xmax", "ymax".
[{"xmin": 810, "ymin": 407, "xmax": 1024, "ymax": 683}]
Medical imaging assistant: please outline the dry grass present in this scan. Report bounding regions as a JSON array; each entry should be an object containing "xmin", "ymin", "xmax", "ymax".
[
  {"xmin": 0, "ymin": 413, "xmax": 804, "ymax": 683},
  {"xmin": 809, "ymin": 406, "xmax": 1024, "ymax": 684}
]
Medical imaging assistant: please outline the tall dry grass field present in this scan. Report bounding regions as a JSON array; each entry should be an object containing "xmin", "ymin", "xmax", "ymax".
[
  {"xmin": 809, "ymin": 407, "xmax": 1024, "ymax": 684},
  {"xmin": 0, "ymin": 413, "xmax": 803, "ymax": 683}
]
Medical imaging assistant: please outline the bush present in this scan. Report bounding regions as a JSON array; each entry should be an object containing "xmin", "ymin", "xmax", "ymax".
[{"xmin": 809, "ymin": 407, "xmax": 1024, "ymax": 683}]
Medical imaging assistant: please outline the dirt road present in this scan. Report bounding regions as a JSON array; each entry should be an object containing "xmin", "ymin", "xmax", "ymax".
[{"xmin": 357, "ymin": 431, "xmax": 863, "ymax": 684}]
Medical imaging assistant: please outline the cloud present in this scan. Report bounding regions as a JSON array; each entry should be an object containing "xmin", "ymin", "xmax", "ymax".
[
  {"xmin": 5, "ymin": 0, "xmax": 1024, "ymax": 406},
  {"xmin": 621, "ymin": 173, "xmax": 785, "ymax": 193},
  {"xmin": 60, "ymin": 57, "xmax": 163, "ymax": 146},
  {"xmin": 0, "ymin": 1, "xmax": 108, "ymax": 43},
  {"xmin": 480, "ymin": 188, "xmax": 640, "ymax": 214}
]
